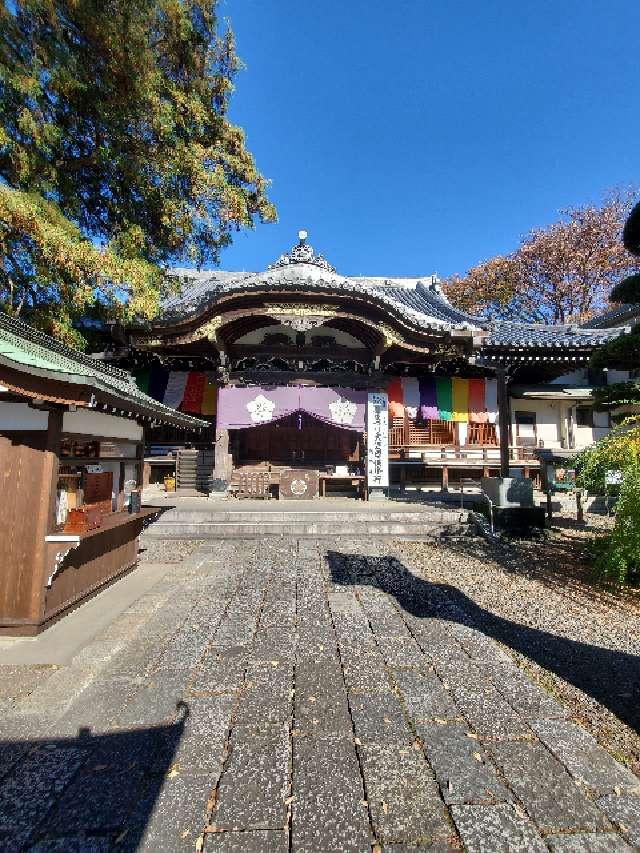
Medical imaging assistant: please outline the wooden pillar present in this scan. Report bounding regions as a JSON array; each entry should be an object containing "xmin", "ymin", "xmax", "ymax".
[
  {"xmin": 44, "ymin": 408, "xmax": 64, "ymax": 532},
  {"xmin": 31, "ymin": 407, "xmax": 63, "ymax": 621},
  {"xmin": 136, "ymin": 440, "xmax": 145, "ymax": 490},
  {"xmin": 441, "ymin": 465, "xmax": 449, "ymax": 492},
  {"xmin": 496, "ymin": 367, "xmax": 511, "ymax": 478},
  {"xmin": 214, "ymin": 427, "xmax": 232, "ymax": 481},
  {"xmin": 117, "ymin": 460, "xmax": 125, "ymax": 511}
]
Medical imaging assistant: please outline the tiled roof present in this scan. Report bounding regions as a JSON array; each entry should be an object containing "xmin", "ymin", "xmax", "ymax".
[
  {"xmin": 0, "ymin": 313, "xmax": 207, "ymax": 429},
  {"xmin": 154, "ymin": 236, "xmax": 626, "ymax": 357},
  {"xmin": 375, "ymin": 284, "xmax": 480, "ymax": 327},
  {"xmin": 481, "ymin": 321, "xmax": 621, "ymax": 350},
  {"xmin": 158, "ymin": 266, "xmax": 481, "ymax": 333},
  {"xmin": 160, "ymin": 266, "xmax": 623, "ymax": 354},
  {"xmin": 581, "ymin": 303, "xmax": 640, "ymax": 329}
]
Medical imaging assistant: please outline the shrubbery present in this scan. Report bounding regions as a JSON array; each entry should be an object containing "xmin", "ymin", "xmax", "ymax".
[
  {"xmin": 573, "ymin": 424, "xmax": 640, "ymax": 493},
  {"xmin": 591, "ymin": 463, "xmax": 640, "ymax": 586},
  {"xmin": 573, "ymin": 425, "xmax": 640, "ymax": 586}
]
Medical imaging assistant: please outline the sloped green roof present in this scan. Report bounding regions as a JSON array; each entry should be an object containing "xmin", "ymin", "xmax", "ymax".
[{"xmin": 0, "ymin": 312, "xmax": 207, "ymax": 430}]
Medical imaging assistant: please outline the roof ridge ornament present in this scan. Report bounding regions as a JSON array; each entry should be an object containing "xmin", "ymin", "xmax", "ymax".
[{"xmin": 268, "ymin": 230, "xmax": 336, "ymax": 273}]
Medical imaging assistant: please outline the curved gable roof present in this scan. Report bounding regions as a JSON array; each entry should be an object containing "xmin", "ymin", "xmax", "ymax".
[
  {"xmin": 158, "ymin": 270, "xmax": 481, "ymax": 337},
  {"xmin": 152, "ymin": 234, "xmax": 626, "ymax": 357}
]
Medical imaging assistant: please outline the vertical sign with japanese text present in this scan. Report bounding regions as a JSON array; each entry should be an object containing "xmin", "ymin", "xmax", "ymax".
[{"xmin": 367, "ymin": 392, "xmax": 389, "ymax": 488}]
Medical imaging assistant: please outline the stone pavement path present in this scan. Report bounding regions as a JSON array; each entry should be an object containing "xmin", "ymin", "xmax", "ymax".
[{"xmin": 1, "ymin": 538, "xmax": 640, "ymax": 852}]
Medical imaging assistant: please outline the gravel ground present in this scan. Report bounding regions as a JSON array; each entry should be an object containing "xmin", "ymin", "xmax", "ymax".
[
  {"xmin": 392, "ymin": 520, "xmax": 640, "ymax": 776},
  {"xmin": 137, "ymin": 537, "xmax": 205, "ymax": 563}
]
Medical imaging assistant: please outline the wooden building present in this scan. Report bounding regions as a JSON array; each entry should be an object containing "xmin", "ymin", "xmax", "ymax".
[
  {"xmin": 0, "ymin": 313, "xmax": 206, "ymax": 635},
  {"xmin": 111, "ymin": 231, "xmax": 623, "ymax": 497}
]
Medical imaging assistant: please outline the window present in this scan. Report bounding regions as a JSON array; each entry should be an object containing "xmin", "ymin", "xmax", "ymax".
[
  {"xmin": 575, "ymin": 406, "xmax": 594, "ymax": 428},
  {"xmin": 515, "ymin": 411, "xmax": 537, "ymax": 446}
]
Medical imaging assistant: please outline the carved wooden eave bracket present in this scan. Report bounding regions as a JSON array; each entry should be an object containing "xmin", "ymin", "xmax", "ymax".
[
  {"xmin": 44, "ymin": 535, "xmax": 81, "ymax": 587},
  {"xmin": 134, "ymin": 300, "xmax": 452, "ymax": 358},
  {"xmin": 271, "ymin": 314, "xmax": 328, "ymax": 332}
]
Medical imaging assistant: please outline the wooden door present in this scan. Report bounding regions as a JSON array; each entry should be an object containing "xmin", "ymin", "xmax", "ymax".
[{"xmin": 237, "ymin": 413, "xmax": 360, "ymax": 467}]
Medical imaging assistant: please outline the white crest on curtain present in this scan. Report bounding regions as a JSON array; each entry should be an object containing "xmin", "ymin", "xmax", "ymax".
[
  {"xmin": 246, "ymin": 394, "xmax": 276, "ymax": 423},
  {"xmin": 329, "ymin": 397, "xmax": 357, "ymax": 425},
  {"xmin": 405, "ymin": 406, "xmax": 418, "ymax": 419}
]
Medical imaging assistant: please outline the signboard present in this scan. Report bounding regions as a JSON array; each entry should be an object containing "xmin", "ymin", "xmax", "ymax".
[
  {"xmin": 367, "ymin": 392, "xmax": 389, "ymax": 489},
  {"xmin": 280, "ymin": 469, "xmax": 319, "ymax": 500},
  {"xmin": 605, "ymin": 469, "xmax": 623, "ymax": 486},
  {"xmin": 99, "ymin": 440, "xmax": 135, "ymax": 458}
]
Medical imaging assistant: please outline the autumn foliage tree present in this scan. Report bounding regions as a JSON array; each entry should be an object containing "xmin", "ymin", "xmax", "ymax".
[
  {"xmin": 443, "ymin": 191, "xmax": 639, "ymax": 324},
  {"xmin": 0, "ymin": 1, "xmax": 275, "ymax": 346}
]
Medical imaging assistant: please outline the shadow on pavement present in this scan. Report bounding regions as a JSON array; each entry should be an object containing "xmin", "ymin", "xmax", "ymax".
[
  {"xmin": 327, "ymin": 551, "xmax": 640, "ymax": 734},
  {"xmin": 0, "ymin": 702, "xmax": 189, "ymax": 851}
]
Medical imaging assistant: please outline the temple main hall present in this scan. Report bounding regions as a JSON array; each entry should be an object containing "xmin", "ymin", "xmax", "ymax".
[{"xmin": 111, "ymin": 232, "xmax": 623, "ymax": 498}]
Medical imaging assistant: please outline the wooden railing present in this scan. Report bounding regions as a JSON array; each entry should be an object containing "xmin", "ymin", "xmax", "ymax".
[
  {"xmin": 389, "ymin": 417, "xmax": 497, "ymax": 448},
  {"xmin": 390, "ymin": 444, "xmax": 538, "ymax": 463}
]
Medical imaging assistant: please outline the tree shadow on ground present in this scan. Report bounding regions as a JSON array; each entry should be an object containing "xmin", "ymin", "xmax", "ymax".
[
  {"xmin": 327, "ymin": 551, "xmax": 640, "ymax": 734},
  {"xmin": 0, "ymin": 702, "xmax": 189, "ymax": 851}
]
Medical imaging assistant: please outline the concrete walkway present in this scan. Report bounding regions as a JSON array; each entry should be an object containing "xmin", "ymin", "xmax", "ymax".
[
  {"xmin": 1, "ymin": 539, "xmax": 639, "ymax": 851},
  {"xmin": 0, "ymin": 563, "xmax": 175, "ymax": 666}
]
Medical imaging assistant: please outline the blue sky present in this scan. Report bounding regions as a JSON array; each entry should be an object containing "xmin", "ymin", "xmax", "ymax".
[{"xmin": 217, "ymin": 0, "xmax": 639, "ymax": 279}]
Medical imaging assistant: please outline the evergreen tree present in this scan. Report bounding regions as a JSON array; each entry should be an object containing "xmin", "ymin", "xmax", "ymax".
[
  {"xmin": 0, "ymin": 1, "xmax": 275, "ymax": 346},
  {"xmin": 591, "ymin": 200, "xmax": 640, "ymax": 423}
]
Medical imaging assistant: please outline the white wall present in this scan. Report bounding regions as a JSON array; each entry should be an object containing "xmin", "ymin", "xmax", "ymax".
[
  {"xmin": 509, "ymin": 399, "xmax": 616, "ymax": 451},
  {"xmin": 63, "ymin": 409, "xmax": 143, "ymax": 441},
  {"xmin": 510, "ymin": 399, "xmax": 562, "ymax": 448},
  {"xmin": 573, "ymin": 419, "xmax": 594, "ymax": 449},
  {"xmin": 0, "ymin": 402, "xmax": 49, "ymax": 430}
]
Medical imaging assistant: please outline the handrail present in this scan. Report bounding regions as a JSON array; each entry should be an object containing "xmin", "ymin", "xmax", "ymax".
[{"xmin": 478, "ymin": 492, "xmax": 495, "ymax": 534}]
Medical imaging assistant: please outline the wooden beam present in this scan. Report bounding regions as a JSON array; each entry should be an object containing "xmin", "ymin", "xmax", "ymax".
[{"xmin": 496, "ymin": 367, "xmax": 511, "ymax": 478}]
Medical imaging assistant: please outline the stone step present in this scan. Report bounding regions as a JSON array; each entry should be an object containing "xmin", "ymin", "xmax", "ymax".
[
  {"xmin": 144, "ymin": 524, "xmax": 456, "ymax": 539},
  {"xmin": 144, "ymin": 510, "xmax": 463, "ymax": 539},
  {"xmin": 150, "ymin": 509, "xmax": 459, "ymax": 524}
]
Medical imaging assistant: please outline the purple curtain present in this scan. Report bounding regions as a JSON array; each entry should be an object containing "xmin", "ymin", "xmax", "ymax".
[
  {"xmin": 217, "ymin": 387, "xmax": 299, "ymax": 429},
  {"xmin": 298, "ymin": 387, "xmax": 366, "ymax": 431},
  {"xmin": 418, "ymin": 377, "xmax": 438, "ymax": 420},
  {"xmin": 217, "ymin": 386, "xmax": 366, "ymax": 431}
]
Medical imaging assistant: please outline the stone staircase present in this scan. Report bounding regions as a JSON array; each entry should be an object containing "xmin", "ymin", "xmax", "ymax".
[
  {"xmin": 143, "ymin": 505, "xmax": 465, "ymax": 540},
  {"xmin": 175, "ymin": 448, "xmax": 215, "ymax": 493}
]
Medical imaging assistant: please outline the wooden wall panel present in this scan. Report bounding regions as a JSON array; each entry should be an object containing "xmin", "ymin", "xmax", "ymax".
[
  {"xmin": 0, "ymin": 410, "xmax": 62, "ymax": 626},
  {"xmin": 0, "ymin": 434, "xmax": 49, "ymax": 621}
]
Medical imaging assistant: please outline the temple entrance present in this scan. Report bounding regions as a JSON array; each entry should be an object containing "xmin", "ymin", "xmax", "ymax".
[{"xmin": 234, "ymin": 411, "xmax": 361, "ymax": 468}]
